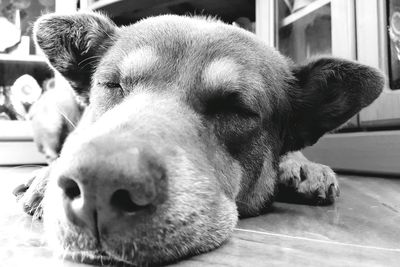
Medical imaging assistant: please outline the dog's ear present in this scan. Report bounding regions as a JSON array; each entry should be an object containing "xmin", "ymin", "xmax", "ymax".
[
  {"xmin": 282, "ymin": 57, "xmax": 384, "ymax": 153},
  {"xmin": 34, "ymin": 12, "xmax": 116, "ymax": 103}
]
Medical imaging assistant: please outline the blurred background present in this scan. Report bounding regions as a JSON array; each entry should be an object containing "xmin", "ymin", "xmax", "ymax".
[{"xmin": 0, "ymin": 0, "xmax": 399, "ymax": 176}]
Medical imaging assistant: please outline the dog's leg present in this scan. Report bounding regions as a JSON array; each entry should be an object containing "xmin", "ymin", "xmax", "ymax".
[
  {"xmin": 13, "ymin": 166, "xmax": 50, "ymax": 219},
  {"xmin": 278, "ymin": 151, "xmax": 339, "ymax": 205}
]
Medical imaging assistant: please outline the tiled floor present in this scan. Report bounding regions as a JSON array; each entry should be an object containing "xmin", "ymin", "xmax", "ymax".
[{"xmin": 1, "ymin": 166, "xmax": 400, "ymax": 266}]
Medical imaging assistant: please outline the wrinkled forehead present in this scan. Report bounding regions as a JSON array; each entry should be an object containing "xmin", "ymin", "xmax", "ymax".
[
  {"xmin": 99, "ymin": 18, "xmax": 262, "ymax": 73},
  {"xmin": 94, "ymin": 16, "xmax": 289, "ymax": 102}
]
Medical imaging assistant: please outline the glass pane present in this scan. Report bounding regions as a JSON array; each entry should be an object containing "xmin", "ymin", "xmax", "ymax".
[
  {"xmin": 277, "ymin": 1, "xmax": 332, "ymax": 63},
  {"xmin": 387, "ymin": 0, "xmax": 400, "ymax": 89}
]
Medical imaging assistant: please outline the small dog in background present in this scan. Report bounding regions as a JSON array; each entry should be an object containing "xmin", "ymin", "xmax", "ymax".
[
  {"xmin": 29, "ymin": 78, "xmax": 83, "ymax": 162},
  {"xmin": 15, "ymin": 12, "xmax": 384, "ymax": 266}
]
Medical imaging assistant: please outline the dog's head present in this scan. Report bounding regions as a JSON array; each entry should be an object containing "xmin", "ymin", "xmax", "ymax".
[{"xmin": 34, "ymin": 12, "xmax": 383, "ymax": 265}]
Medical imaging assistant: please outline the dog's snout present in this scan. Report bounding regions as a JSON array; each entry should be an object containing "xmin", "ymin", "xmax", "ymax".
[{"xmin": 56, "ymin": 145, "xmax": 167, "ymax": 236}]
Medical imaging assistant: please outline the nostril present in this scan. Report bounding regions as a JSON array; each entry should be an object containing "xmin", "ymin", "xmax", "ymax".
[
  {"xmin": 58, "ymin": 177, "xmax": 81, "ymax": 200},
  {"xmin": 110, "ymin": 189, "xmax": 148, "ymax": 213}
]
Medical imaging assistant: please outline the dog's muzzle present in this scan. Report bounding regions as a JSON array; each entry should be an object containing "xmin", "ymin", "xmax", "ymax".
[{"xmin": 56, "ymin": 141, "xmax": 167, "ymax": 239}]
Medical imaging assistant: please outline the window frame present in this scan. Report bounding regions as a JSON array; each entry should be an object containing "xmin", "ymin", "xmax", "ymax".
[{"xmin": 356, "ymin": 0, "xmax": 400, "ymax": 127}]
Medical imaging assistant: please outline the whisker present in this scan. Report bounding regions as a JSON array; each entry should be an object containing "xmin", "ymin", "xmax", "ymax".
[
  {"xmin": 100, "ymin": 254, "xmax": 104, "ymax": 266},
  {"xmin": 99, "ymin": 26, "xmax": 116, "ymax": 42},
  {"xmin": 80, "ymin": 59, "xmax": 100, "ymax": 70},
  {"xmin": 54, "ymin": 105, "xmax": 76, "ymax": 129},
  {"xmin": 61, "ymin": 245, "xmax": 68, "ymax": 262},
  {"xmin": 78, "ymin": 55, "xmax": 102, "ymax": 67}
]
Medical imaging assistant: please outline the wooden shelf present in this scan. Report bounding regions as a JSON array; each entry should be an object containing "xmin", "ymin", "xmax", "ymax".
[
  {"xmin": 281, "ymin": 0, "xmax": 331, "ymax": 27},
  {"xmin": 87, "ymin": 0, "xmax": 255, "ymax": 24},
  {"xmin": 0, "ymin": 54, "xmax": 47, "ymax": 64},
  {"xmin": 0, "ymin": 121, "xmax": 33, "ymax": 141},
  {"xmin": 0, "ymin": 121, "xmax": 44, "ymax": 165},
  {"xmin": 89, "ymin": 0, "xmax": 187, "ymax": 16},
  {"xmin": 0, "ymin": 141, "xmax": 45, "ymax": 165}
]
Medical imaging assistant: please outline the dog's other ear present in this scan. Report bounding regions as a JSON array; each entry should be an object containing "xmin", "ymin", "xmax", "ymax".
[
  {"xmin": 283, "ymin": 57, "xmax": 384, "ymax": 153},
  {"xmin": 34, "ymin": 12, "xmax": 116, "ymax": 103}
]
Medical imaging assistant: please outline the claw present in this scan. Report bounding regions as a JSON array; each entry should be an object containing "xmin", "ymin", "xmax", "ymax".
[
  {"xmin": 327, "ymin": 184, "xmax": 336, "ymax": 204},
  {"xmin": 299, "ymin": 166, "xmax": 307, "ymax": 181},
  {"xmin": 315, "ymin": 187, "xmax": 327, "ymax": 205},
  {"xmin": 22, "ymin": 193, "xmax": 43, "ymax": 217},
  {"xmin": 13, "ymin": 183, "xmax": 29, "ymax": 197}
]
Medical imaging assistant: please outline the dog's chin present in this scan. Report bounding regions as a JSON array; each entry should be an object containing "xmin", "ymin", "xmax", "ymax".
[
  {"xmin": 61, "ymin": 239, "xmax": 171, "ymax": 266},
  {"xmin": 58, "ymin": 230, "xmax": 231, "ymax": 267},
  {"xmin": 61, "ymin": 240, "xmax": 163, "ymax": 266},
  {"xmin": 67, "ymin": 250, "xmax": 170, "ymax": 267},
  {"xmin": 45, "ymin": 202, "xmax": 238, "ymax": 266},
  {"xmin": 64, "ymin": 250, "xmax": 129, "ymax": 266},
  {"xmin": 46, "ymin": 211, "xmax": 238, "ymax": 266}
]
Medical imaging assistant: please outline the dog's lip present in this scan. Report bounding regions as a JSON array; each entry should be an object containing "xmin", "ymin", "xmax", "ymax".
[{"xmin": 64, "ymin": 249, "xmax": 134, "ymax": 266}]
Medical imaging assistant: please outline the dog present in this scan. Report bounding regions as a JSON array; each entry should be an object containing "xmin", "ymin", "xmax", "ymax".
[
  {"xmin": 14, "ymin": 12, "xmax": 384, "ymax": 266},
  {"xmin": 29, "ymin": 81, "xmax": 83, "ymax": 163}
]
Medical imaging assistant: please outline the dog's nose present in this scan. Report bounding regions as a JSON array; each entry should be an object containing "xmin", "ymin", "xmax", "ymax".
[{"xmin": 56, "ymin": 146, "xmax": 167, "ymax": 235}]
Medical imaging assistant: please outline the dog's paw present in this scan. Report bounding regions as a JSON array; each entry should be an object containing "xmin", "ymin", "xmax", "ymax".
[
  {"xmin": 278, "ymin": 158, "xmax": 339, "ymax": 205},
  {"xmin": 13, "ymin": 167, "xmax": 50, "ymax": 219}
]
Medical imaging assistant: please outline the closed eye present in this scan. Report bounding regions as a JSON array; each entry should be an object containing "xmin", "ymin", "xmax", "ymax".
[
  {"xmin": 100, "ymin": 82, "xmax": 122, "ymax": 89},
  {"xmin": 98, "ymin": 81, "xmax": 126, "ymax": 98},
  {"xmin": 204, "ymin": 91, "xmax": 259, "ymax": 118}
]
